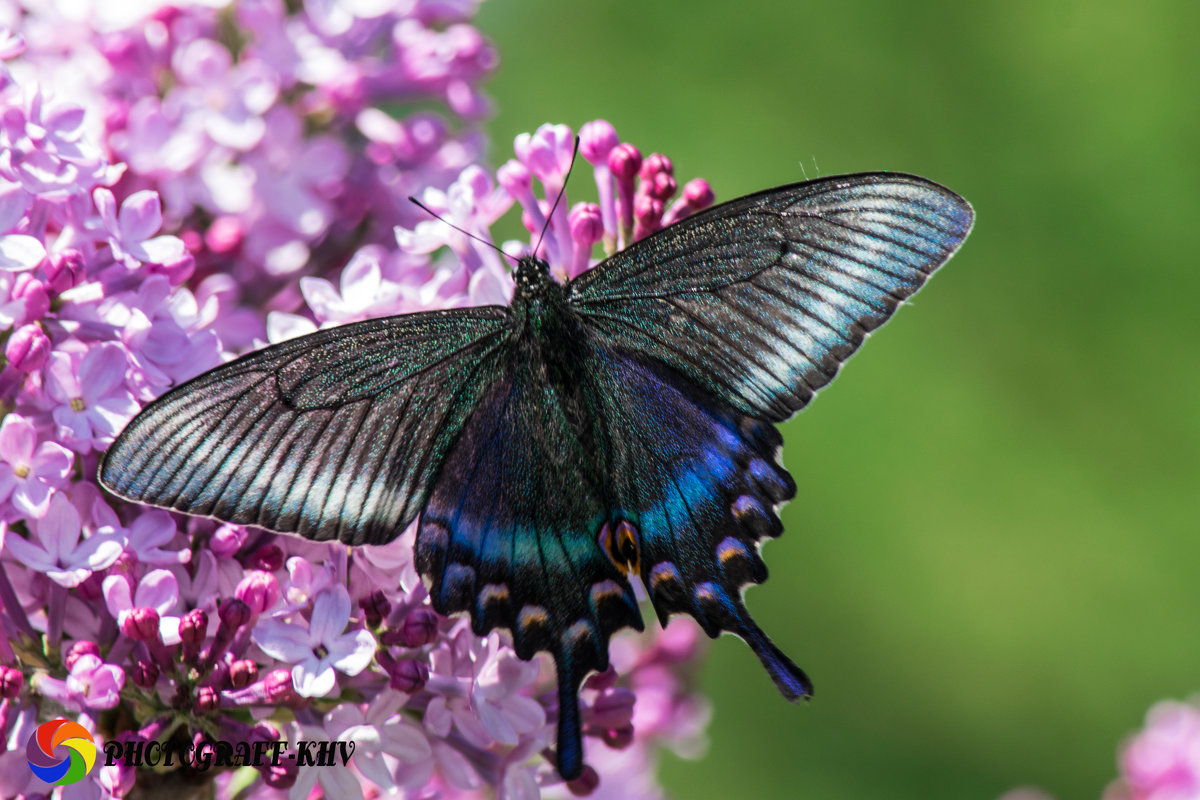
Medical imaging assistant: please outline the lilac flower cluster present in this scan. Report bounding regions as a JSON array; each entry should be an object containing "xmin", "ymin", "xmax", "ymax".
[
  {"xmin": 0, "ymin": 4, "xmax": 714, "ymax": 797},
  {"xmin": 998, "ymin": 695, "xmax": 1200, "ymax": 800}
]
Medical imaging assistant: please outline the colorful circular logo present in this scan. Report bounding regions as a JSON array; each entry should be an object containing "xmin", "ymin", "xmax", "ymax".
[{"xmin": 26, "ymin": 719, "xmax": 97, "ymax": 785}]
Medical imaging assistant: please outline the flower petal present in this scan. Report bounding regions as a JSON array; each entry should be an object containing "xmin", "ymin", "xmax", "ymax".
[
  {"xmin": 292, "ymin": 657, "xmax": 336, "ymax": 698},
  {"xmin": 0, "ymin": 234, "xmax": 46, "ymax": 271},
  {"xmin": 117, "ymin": 190, "xmax": 164, "ymax": 242},
  {"xmin": 0, "ymin": 414, "xmax": 35, "ymax": 462},
  {"xmin": 132, "ymin": 569, "xmax": 180, "ymax": 614},
  {"xmin": 309, "ymin": 585, "xmax": 350, "ymax": 646},
  {"xmin": 253, "ymin": 619, "xmax": 314, "ymax": 662},
  {"xmin": 326, "ymin": 629, "xmax": 376, "ymax": 676}
]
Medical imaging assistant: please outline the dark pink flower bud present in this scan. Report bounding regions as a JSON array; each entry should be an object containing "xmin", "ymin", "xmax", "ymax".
[
  {"xmin": 6, "ymin": 324, "xmax": 50, "ymax": 372},
  {"xmin": 566, "ymin": 765, "xmax": 600, "ymax": 796},
  {"xmin": 235, "ymin": 570, "xmax": 279, "ymax": 616},
  {"xmin": 218, "ymin": 598, "xmax": 252, "ymax": 629},
  {"xmin": 634, "ymin": 194, "xmax": 664, "ymax": 239},
  {"xmin": 359, "ymin": 591, "xmax": 389, "ymax": 628},
  {"xmin": 245, "ymin": 544, "xmax": 283, "ymax": 572},
  {"xmin": 45, "ymin": 249, "xmax": 84, "ymax": 293},
  {"xmin": 194, "ymin": 685, "xmax": 220, "ymax": 713},
  {"xmin": 0, "ymin": 665, "xmax": 23, "ymax": 698},
  {"xmin": 132, "ymin": 659, "xmax": 159, "ymax": 688},
  {"xmin": 210, "ymin": 524, "xmax": 247, "ymax": 558},
  {"xmin": 639, "ymin": 153, "xmax": 673, "ymax": 179},
  {"xmin": 646, "ymin": 172, "xmax": 677, "ymax": 201},
  {"xmin": 683, "ymin": 178, "xmax": 714, "ymax": 209},
  {"xmin": 396, "ymin": 608, "xmax": 439, "ymax": 647},
  {"xmin": 264, "ymin": 668, "xmax": 300, "ymax": 704},
  {"xmin": 122, "ymin": 607, "xmax": 161, "ymax": 642},
  {"xmin": 608, "ymin": 143, "xmax": 642, "ymax": 181},
  {"xmin": 205, "ymin": 216, "xmax": 244, "ymax": 255},
  {"xmin": 388, "ymin": 658, "xmax": 429, "ymax": 693},
  {"xmin": 590, "ymin": 688, "xmax": 635, "ymax": 729},
  {"xmin": 579, "ymin": 120, "xmax": 618, "ymax": 165},
  {"xmin": 602, "ymin": 725, "xmax": 634, "ymax": 749},
  {"xmin": 12, "ymin": 274, "xmax": 49, "ymax": 322},
  {"xmin": 583, "ymin": 667, "xmax": 618, "ymax": 692},
  {"xmin": 180, "ymin": 608, "xmax": 208, "ymax": 646},
  {"xmin": 229, "ymin": 659, "xmax": 258, "ymax": 689},
  {"xmin": 262, "ymin": 761, "xmax": 298, "ymax": 789},
  {"xmin": 179, "ymin": 230, "xmax": 203, "ymax": 254},
  {"xmin": 65, "ymin": 640, "xmax": 100, "ymax": 671}
]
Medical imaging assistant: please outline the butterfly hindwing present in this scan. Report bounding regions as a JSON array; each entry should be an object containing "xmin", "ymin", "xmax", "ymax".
[
  {"xmin": 578, "ymin": 346, "xmax": 813, "ymax": 700},
  {"xmin": 416, "ymin": 347, "xmax": 644, "ymax": 778},
  {"xmin": 100, "ymin": 308, "xmax": 510, "ymax": 545},
  {"xmin": 569, "ymin": 173, "xmax": 974, "ymax": 421}
]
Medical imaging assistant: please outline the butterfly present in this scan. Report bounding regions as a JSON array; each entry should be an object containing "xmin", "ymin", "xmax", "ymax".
[{"xmin": 99, "ymin": 171, "xmax": 973, "ymax": 779}]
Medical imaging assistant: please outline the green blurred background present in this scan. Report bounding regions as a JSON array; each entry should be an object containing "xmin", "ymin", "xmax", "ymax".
[{"xmin": 474, "ymin": 0, "xmax": 1200, "ymax": 798}]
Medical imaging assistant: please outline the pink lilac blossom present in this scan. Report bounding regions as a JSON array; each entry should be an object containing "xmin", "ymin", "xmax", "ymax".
[{"xmin": 0, "ymin": 2, "xmax": 714, "ymax": 795}]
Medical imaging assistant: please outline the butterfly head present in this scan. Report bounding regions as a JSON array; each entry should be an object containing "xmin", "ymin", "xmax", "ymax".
[{"xmin": 513, "ymin": 254, "xmax": 553, "ymax": 298}]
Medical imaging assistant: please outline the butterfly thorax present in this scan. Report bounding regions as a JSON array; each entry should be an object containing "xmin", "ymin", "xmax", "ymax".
[{"xmin": 510, "ymin": 255, "xmax": 576, "ymax": 343}]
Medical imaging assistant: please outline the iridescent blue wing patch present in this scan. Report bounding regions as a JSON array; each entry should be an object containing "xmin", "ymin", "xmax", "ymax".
[
  {"xmin": 100, "ymin": 308, "xmax": 510, "ymax": 545},
  {"xmin": 569, "ymin": 173, "xmax": 974, "ymax": 421}
]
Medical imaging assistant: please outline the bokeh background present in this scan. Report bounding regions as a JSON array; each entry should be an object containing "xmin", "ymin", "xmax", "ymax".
[{"xmin": 475, "ymin": 1, "xmax": 1200, "ymax": 798}]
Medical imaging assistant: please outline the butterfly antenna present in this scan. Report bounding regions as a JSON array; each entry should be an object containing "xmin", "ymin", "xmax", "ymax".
[
  {"xmin": 533, "ymin": 135, "xmax": 581, "ymax": 257},
  {"xmin": 407, "ymin": 196, "xmax": 515, "ymax": 263}
]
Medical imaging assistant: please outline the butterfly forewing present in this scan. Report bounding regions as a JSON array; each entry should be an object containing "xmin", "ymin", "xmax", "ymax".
[
  {"xmin": 568, "ymin": 173, "xmax": 974, "ymax": 421},
  {"xmin": 99, "ymin": 307, "xmax": 510, "ymax": 545}
]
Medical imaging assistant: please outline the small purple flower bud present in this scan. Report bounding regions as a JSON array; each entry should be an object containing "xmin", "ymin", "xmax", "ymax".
[
  {"xmin": 229, "ymin": 659, "xmax": 258, "ymax": 688},
  {"xmin": 205, "ymin": 216, "xmax": 244, "ymax": 255},
  {"xmin": 6, "ymin": 324, "xmax": 50, "ymax": 372},
  {"xmin": 607, "ymin": 143, "xmax": 642, "ymax": 182},
  {"xmin": 566, "ymin": 765, "xmax": 600, "ymax": 796},
  {"xmin": 121, "ymin": 607, "xmax": 161, "ymax": 642},
  {"xmin": 579, "ymin": 120, "xmax": 618, "ymax": 165},
  {"xmin": 12, "ymin": 274, "xmax": 49, "ymax": 322},
  {"xmin": 388, "ymin": 658, "xmax": 429, "ymax": 693},
  {"xmin": 264, "ymin": 668, "xmax": 300, "ymax": 705},
  {"xmin": 497, "ymin": 159, "xmax": 532, "ymax": 196},
  {"xmin": 359, "ymin": 590, "xmax": 389, "ymax": 628},
  {"xmin": 44, "ymin": 250, "xmax": 84, "ymax": 293},
  {"xmin": 0, "ymin": 665, "xmax": 23, "ymax": 698},
  {"xmin": 132, "ymin": 659, "xmax": 159, "ymax": 689},
  {"xmin": 194, "ymin": 685, "xmax": 220, "ymax": 714},
  {"xmin": 639, "ymin": 153, "xmax": 673, "ymax": 179},
  {"xmin": 396, "ymin": 608, "xmax": 439, "ymax": 647},
  {"xmin": 234, "ymin": 570, "xmax": 279, "ymax": 616},
  {"xmin": 218, "ymin": 598, "xmax": 252, "ymax": 630},
  {"xmin": 65, "ymin": 640, "xmax": 100, "ymax": 671}
]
